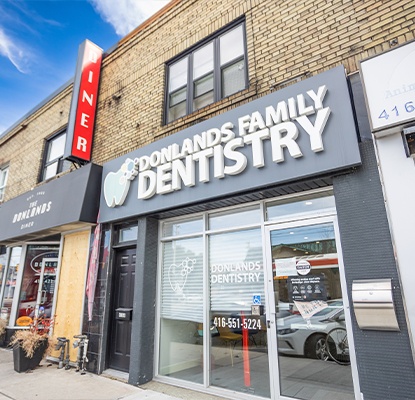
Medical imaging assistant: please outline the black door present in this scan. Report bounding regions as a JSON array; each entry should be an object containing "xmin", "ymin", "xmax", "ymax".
[{"xmin": 108, "ymin": 248, "xmax": 136, "ymax": 371}]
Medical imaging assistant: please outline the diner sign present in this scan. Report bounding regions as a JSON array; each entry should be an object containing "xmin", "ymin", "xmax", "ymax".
[{"xmin": 65, "ymin": 40, "xmax": 103, "ymax": 163}]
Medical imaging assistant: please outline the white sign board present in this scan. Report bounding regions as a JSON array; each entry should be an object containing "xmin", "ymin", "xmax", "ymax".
[
  {"xmin": 360, "ymin": 41, "xmax": 415, "ymax": 133},
  {"xmin": 275, "ymin": 258, "xmax": 297, "ymax": 277}
]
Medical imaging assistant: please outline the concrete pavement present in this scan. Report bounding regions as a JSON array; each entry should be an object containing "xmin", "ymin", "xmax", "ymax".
[{"xmin": 0, "ymin": 348, "xmax": 224, "ymax": 400}]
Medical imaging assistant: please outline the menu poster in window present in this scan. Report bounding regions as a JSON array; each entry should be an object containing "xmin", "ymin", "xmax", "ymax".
[{"xmin": 288, "ymin": 274, "xmax": 327, "ymax": 302}]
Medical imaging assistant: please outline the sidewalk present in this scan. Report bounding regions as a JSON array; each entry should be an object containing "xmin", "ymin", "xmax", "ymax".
[{"xmin": 0, "ymin": 348, "xmax": 224, "ymax": 400}]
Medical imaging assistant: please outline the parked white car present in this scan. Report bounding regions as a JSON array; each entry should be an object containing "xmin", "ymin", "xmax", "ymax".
[{"xmin": 276, "ymin": 300, "xmax": 345, "ymax": 360}]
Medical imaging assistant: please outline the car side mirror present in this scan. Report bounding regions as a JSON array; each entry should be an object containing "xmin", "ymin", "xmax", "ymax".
[{"xmin": 336, "ymin": 313, "xmax": 345, "ymax": 322}]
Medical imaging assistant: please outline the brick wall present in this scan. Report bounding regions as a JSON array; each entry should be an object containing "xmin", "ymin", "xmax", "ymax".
[
  {"xmin": 0, "ymin": 86, "xmax": 72, "ymax": 201},
  {"xmin": 91, "ymin": 0, "xmax": 415, "ymax": 165}
]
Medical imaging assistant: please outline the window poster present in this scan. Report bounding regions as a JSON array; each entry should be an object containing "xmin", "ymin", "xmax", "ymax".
[{"xmin": 287, "ymin": 274, "xmax": 327, "ymax": 302}]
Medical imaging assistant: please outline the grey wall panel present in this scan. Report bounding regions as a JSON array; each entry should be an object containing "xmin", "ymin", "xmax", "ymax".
[
  {"xmin": 128, "ymin": 217, "xmax": 158, "ymax": 385},
  {"xmin": 333, "ymin": 141, "xmax": 415, "ymax": 400}
]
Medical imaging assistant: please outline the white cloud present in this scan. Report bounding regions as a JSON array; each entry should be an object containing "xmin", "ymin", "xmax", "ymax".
[
  {"xmin": 89, "ymin": 0, "xmax": 170, "ymax": 37},
  {"xmin": 0, "ymin": 27, "xmax": 31, "ymax": 73}
]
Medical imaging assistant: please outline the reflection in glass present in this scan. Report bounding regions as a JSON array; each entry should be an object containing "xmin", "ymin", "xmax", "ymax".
[
  {"xmin": 271, "ymin": 223, "xmax": 354, "ymax": 400},
  {"xmin": 162, "ymin": 217, "xmax": 203, "ymax": 237},
  {"xmin": 220, "ymin": 25, "xmax": 244, "ymax": 65},
  {"xmin": 0, "ymin": 247, "xmax": 6, "ymax": 291},
  {"xmin": 222, "ymin": 60, "xmax": 245, "ymax": 97},
  {"xmin": 193, "ymin": 43, "xmax": 213, "ymax": 79},
  {"xmin": 159, "ymin": 237, "xmax": 204, "ymax": 383},
  {"xmin": 0, "ymin": 166, "xmax": 8, "ymax": 201},
  {"xmin": 119, "ymin": 225, "xmax": 138, "ymax": 243},
  {"xmin": 16, "ymin": 245, "xmax": 59, "ymax": 324},
  {"xmin": 170, "ymin": 86, "xmax": 187, "ymax": 107},
  {"xmin": 208, "ymin": 206, "xmax": 260, "ymax": 231},
  {"xmin": 168, "ymin": 100, "xmax": 186, "ymax": 123},
  {"xmin": 193, "ymin": 73, "xmax": 214, "ymax": 110},
  {"xmin": 43, "ymin": 162, "xmax": 58, "ymax": 181},
  {"xmin": 47, "ymin": 133, "xmax": 66, "ymax": 161},
  {"xmin": 193, "ymin": 90, "xmax": 214, "ymax": 111},
  {"xmin": 169, "ymin": 58, "xmax": 188, "ymax": 92},
  {"xmin": 194, "ymin": 73, "xmax": 214, "ymax": 97},
  {"xmin": 0, "ymin": 247, "xmax": 21, "ymax": 324},
  {"xmin": 209, "ymin": 228, "xmax": 270, "ymax": 398},
  {"xmin": 266, "ymin": 193, "xmax": 335, "ymax": 222}
]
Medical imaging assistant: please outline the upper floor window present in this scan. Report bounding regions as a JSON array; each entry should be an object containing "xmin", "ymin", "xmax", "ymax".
[
  {"xmin": 0, "ymin": 165, "xmax": 9, "ymax": 202},
  {"xmin": 165, "ymin": 20, "xmax": 247, "ymax": 124},
  {"xmin": 40, "ymin": 130, "xmax": 71, "ymax": 182}
]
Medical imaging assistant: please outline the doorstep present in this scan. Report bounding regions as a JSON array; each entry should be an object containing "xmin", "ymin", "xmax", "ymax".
[{"xmin": 102, "ymin": 368, "xmax": 129, "ymax": 383}]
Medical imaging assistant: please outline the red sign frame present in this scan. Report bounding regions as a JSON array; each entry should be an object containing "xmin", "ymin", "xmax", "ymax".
[{"xmin": 65, "ymin": 40, "xmax": 103, "ymax": 163}]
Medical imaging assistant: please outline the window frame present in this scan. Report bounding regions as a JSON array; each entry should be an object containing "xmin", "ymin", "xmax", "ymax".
[
  {"xmin": 0, "ymin": 165, "xmax": 9, "ymax": 202},
  {"xmin": 40, "ymin": 129, "xmax": 69, "ymax": 182},
  {"xmin": 164, "ymin": 18, "xmax": 248, "ymax": 124}
]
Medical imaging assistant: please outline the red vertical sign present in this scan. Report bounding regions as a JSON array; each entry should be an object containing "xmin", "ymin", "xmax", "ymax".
[{"xmin": 67, "ymin": 40, "xmax": 103, "ymax": 163}]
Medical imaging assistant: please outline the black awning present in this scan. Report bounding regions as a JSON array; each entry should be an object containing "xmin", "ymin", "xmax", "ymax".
[{"xmin": 0, "ymin": 163, "xmax": 102, "ymax": 245}]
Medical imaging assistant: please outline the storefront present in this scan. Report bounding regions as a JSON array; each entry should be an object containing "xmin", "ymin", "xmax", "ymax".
[
  {"xmin": 153, "ymin": 193, "xmax": 359, "ymax": 399},
  {"xmin": 95, "ymin": 65, "xmax": 415, "ymax": 399},
  {"xmin": 0, "ymin": 163, "xmax": 101, "ymax": 347}
]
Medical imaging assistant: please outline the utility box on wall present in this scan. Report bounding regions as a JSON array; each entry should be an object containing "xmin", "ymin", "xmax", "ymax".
[{"xmin": 352, "ymin": 279, "xmax": 399, "ymax": 331}]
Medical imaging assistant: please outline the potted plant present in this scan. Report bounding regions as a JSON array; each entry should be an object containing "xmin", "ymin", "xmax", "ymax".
[{"xmin": 9, "ymin": 316, "xmax": 54, "ymax": 373}]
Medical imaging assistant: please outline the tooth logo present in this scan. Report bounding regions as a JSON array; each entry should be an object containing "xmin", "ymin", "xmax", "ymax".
[
  {"xmin": 103, "ymin": 158, "xmax": 139, "ymax": 208},
  {"xmin": 169, "ymin": 257, "xmax": 196, "ymax": 294}
]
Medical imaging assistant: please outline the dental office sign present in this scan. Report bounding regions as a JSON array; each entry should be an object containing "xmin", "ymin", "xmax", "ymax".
[
  {"xmin": 65, "ymin": 40, "xmax": 103, "ymax": 163},
  {"xmin": 360, "ymin": 41, "xmax": 415, "ymax": 134},
  {"xmin": 100, "ymin": 66, "xmax": 361, "ymax": 222}
]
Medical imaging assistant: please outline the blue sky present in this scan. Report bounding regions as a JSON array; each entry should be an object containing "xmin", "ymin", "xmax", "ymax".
[{"xmin": 0, "ymin": 0, "xmax": 170, "ymax": 135}]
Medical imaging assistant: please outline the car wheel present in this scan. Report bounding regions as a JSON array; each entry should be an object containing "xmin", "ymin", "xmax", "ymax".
[{"xmin": 305, "ymin": 334, "xmax": 329, "ymax": 360}]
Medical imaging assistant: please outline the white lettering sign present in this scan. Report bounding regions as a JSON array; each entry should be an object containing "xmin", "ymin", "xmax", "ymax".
[
  {"xmin": 210, "ymin": 261, "xmax": 262, "ymax": 284},
  {"xmin": 104, "ymin": 85, "xmax": 333, "ymax": 208}
]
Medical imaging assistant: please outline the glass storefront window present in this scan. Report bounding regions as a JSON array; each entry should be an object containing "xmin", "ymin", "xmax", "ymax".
[
  {"xmin": 209, "ymin": 228, "xmax": 270, "ymax": 397},
  {"xmin": 119, "ymin": 225, "xmax": 138, "ymax": 243},
  {"xmin": 0, "ymin": 247, "xmax": 6, "ymax": 292},
  {"xmin": 159, "ymin": 237, "xmax": 204, "ymax": 383},
  {"xmin": 16, "ymin": 245, "xmax": 59, "ymax": 324},
  {"xmin": 162, "ymin": 217, "xmax": 203, "ymax": 237},
  {"xmin": 0, "ymin": 247, "xmax": 21, "ymax": 324},
  {"xmin": 266, "ymin": 193, "xmax": 335, "ymax": 222},
  {"xmin": 208, "ymin": 205, "xmax": 261, "ymax": 231}
]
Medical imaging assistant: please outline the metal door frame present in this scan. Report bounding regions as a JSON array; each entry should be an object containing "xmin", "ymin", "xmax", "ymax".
[{"xmin": 263, "ymin": 215, "xmax": 361, "ymax": 400}]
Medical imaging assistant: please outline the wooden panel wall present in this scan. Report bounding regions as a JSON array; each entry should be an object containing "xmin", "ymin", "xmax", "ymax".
[{"xmin": 50, "ymin": 230, "xmax": 90, "ymax": 362}]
